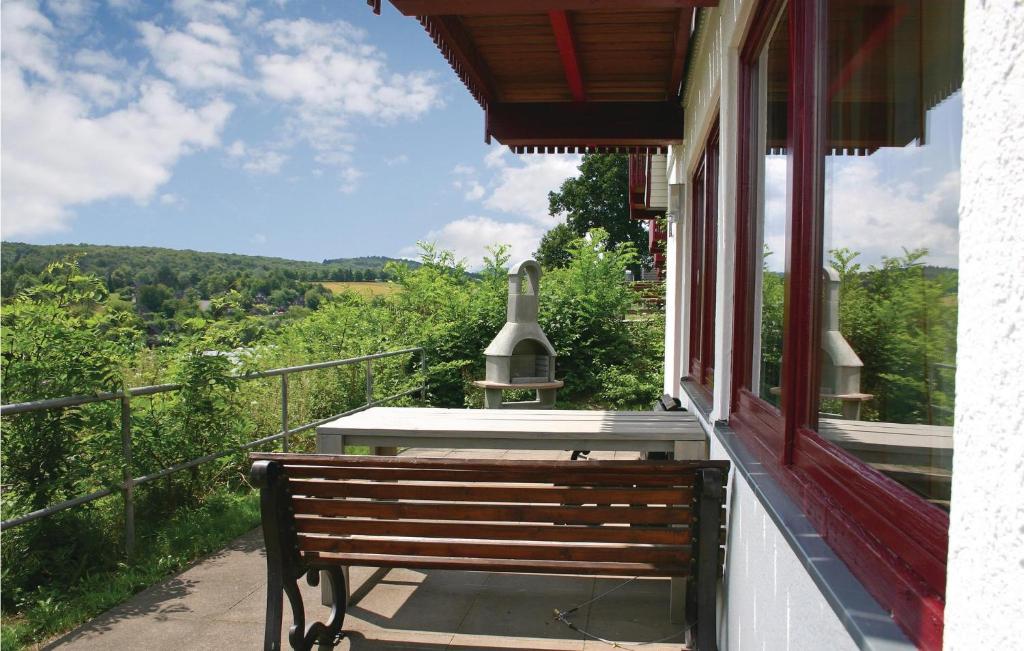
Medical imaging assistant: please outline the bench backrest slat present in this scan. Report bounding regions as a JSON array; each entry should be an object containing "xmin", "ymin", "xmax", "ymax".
[
  {"xmin": 291, "ymin": 497, "xmax": 694, "ymax": 526},
  {"xmin": 294, "ymin": 517, "xmax": 691, "ymax": 545},
  {"xmin": 288, "ymin": 479, "xmax": 693, "ymax": 504},
  {"xmin": 298, "ymin": 535, "xmax": 691, "ymax": 565}
]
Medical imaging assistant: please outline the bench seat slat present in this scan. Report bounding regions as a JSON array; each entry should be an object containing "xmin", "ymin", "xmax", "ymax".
[
  {"xmin": 292, "ymin": 497, "xmax": 693, "ymax": 525},
  {"xmin": 280, "ymin": 464, "xmax": 694, "ymax": 486},
  {"xmin": 298, "ymin": 534, "xmax": 690, "ymax": 565},
  {"xmin": 288, "ymin": 479, "xmax": 692, "ymax": 504},
  {"xmin": 294, "ymin": 517, "xmax": 692, "ymax": 544},
  {"xmin": 303, "ymin": 552, "xmax": 691, "ymax": 577}
]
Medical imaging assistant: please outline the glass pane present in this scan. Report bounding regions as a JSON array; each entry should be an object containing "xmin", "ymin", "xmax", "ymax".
[
  {"xmin": 689, "ymin": 159, "xmax": 706, "ymax": 377},
  {"xmin": 818, "ymin": 0, "xmax": 962, "ymax": 510},
  {"xmin": 702, "ymin": 131, "xmax": 719, "ymax": 388},
  {"xmin": 752, "ymin": 9, "xmax": 789, "ymax": 409}
]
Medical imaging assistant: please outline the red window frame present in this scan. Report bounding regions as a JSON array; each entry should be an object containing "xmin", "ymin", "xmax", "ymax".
[
  {"xmin": 687, "ymin": 121, "xmax": 720, "ymax": 396},
  {"xmin": 729, "ymin": 2, "xmax": 951, "ymax": 648}
]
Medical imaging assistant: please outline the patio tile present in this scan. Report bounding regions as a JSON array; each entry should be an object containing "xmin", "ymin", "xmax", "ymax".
[
  {"xmin": 581, "ymin": 577, "xmax": 686, "ymax": 648},
  {"xmin": 346, "ymin": 569, "xmax": 484, "ymax": 636},
  {"xmin": 338, "ymin": 629, "xmax": 453, "ymax": 650},
  {"xmin": 455, "ymin": 572, "xmax": 594, "ymax": 640},
  {"xmin": 448, "ymin": 633, "xmax": 585, "ymax": 650}
]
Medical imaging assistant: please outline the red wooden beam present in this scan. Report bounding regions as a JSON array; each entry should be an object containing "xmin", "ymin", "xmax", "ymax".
[
  {"xmin": 486, "ymin": 101, "xmax": 684, "ymax": 147},
  {"xmin": 390, "ymin": 0, "xmax": 718, "ymax": 16},
  {"xmin": 667, "ymin": 8, "xmax": 694, "ymax": 98},
  {"xmin": 549, "ymin": 10, "xmax": 585, "ymax": 102}
]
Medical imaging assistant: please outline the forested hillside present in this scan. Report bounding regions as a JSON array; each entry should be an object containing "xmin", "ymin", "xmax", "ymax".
[{"xmin": 0, "ymin": 242, "xmax": 417, "ymax": 300}]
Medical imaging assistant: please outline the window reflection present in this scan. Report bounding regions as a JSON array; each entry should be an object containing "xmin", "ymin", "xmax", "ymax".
[
  {"xmin": 753, "ymin": 9, "xmax": 789, "ymax": 410},
  {"xmin": 817, "ymin": 0, "xmax": 962, "ymax": 510}
]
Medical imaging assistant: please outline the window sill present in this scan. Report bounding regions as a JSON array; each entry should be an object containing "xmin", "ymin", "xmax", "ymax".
[
  {"xmin": 680, "ymin": 377, "xmax": 713, "ymax": 421},
  {"xmin": 708, "ymin": 419, "xmax": 916, "ymax": 651}
]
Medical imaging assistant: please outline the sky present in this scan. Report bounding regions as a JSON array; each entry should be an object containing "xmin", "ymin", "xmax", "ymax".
[{"xmin": 0, "ymin": 0, "xmax": 581, "ymax": 267}]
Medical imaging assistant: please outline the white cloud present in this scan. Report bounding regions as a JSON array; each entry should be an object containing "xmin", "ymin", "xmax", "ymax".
[
  {"xmin": 384, "ymin": 154, "xmax": 409, "ymax": 166},
  {"xmin": 106, "ymin": 0, "xmax": 140, "ymax": 11},
  {"xmin": 2, "ymin": 1, "xmax": 60, "ymax": 81},
  {"xmin": 243, "ymin": 149, "xmax": 287, "ymax": 175},
  {"xmin": 69, "ymin": 70, "xmax": 125, "ymax": 106},
  {"xmin": 257, "ymin": 19, "xmax": 441, "ymax": 120},
  {"xmin": 74, "ymin": 48, "xmax": 126, "ymax": 73},
  {"xmin": 159, "ymin": 192, "xmax": 183, "ymax": 207},
  {"xmin": 463, "ymin": 182, "xmax": 485, "ymax": 201},
  {"xmin": 46, "ymin": 0, "xmax": 94, "ymax": 29},
  {"xmin": 402, "ymin": 216, "xmax": 546, "ymax": 269},
  {"xmin": 823, "ymin": 156, "xmax": 960, "ymax": 268},
  {"xmin": 171, "ymin": 0, "xmax": 243, "ymax": 22},
  {"xmin": 138, "ymin": 21, "xmax": 246, "ymax": 90},
  {"xmin": 226, "ymin": 139, "xmax": 247, "ymax": 158},
  {"xmin": 254, "ymin": 18, "xmax": 442, "ymax": 171},
  {"xmin": 339, "ymin": 166, "xmax": 363, "ymax": 194},
  {"xmin": 226, "ymin": 139, "xmax": 287, "ymax": 175},
  {"xmin": 484, "ymin": 153, "xmax": 580, "ymax": 223},
  {"xmin": 1, "ymin": 2, "xmax": 233, "ymax": 237},
  {"xmin": 483, "ymin": 147, "xmax": 506, "ymax": 169}
]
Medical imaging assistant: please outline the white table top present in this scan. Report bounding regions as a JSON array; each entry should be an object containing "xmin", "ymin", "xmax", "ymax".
[{"xmin": 316, "ymin": 407, "xmax": 706, "ymax": 454}]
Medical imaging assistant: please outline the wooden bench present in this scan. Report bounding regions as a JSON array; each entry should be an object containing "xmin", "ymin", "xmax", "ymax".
[{"xmin": 250, "ymin": 453, "xmax": 729, "ymax": 651}]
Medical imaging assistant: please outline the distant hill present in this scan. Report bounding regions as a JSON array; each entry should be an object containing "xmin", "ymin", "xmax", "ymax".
[
  {"xmin": 323, "ymin": 255, "xmax": 421, "ymax": 271},
  {"xmin": 0, "ymin": 242, "xmax": 419, "ymax": 298}
]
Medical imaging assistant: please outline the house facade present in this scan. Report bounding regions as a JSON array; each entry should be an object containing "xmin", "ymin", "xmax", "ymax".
[{"xmin": 374, "ymin": 2, "xmax": 1023, "ymax": 648}]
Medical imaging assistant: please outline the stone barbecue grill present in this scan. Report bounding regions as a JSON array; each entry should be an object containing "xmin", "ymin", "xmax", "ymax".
[{"xmin": 473, "ymin": 260, "xmax": 563, "ymax": 408}]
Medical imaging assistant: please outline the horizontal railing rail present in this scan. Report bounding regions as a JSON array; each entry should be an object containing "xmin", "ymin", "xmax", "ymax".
[{"xmin": 0, "ymin": 347, "xmax": 428, "ymax": 560}]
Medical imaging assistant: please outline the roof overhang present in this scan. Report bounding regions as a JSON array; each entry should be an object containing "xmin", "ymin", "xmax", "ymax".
[{"xmin": 371, "ymin": 0, "xmax": 715, "ymax": 153}]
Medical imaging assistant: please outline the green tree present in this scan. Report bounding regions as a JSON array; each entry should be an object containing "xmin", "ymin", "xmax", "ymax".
[
  {"xmin": 534, "ymin": 223, "xmax": 577, "ymax": 270},
  {"xmin": 548, "ymin": 154, "xmax": 649, "ymax": 260},
  {"xmin": 1, "ymin": 260, "xmax": 141, "ymax": 606},
  {"xmin": 137, "ymin": 284, "xmax": 173, "ymax": 313}
]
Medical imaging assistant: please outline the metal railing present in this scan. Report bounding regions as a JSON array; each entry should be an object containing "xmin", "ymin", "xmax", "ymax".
[{"xmin": 0, "ymin": 347, "xmax": 427, "ymax": 559}]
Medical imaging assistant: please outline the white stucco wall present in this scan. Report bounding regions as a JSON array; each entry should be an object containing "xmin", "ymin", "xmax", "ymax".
[
  {"xmin": 709, "ymin": 432, "xmax": 860, "ymax": 651},
  {"xmin": 943, "ymin": 3, "xmax": 1024, "ymax": 649}
]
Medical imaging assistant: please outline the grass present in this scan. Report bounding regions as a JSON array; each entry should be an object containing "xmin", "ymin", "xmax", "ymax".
[
  {"xmin": 0, "ymin": 488, "xmax": 260, "ymax": 650},
  {"xmin": 319, "ymin": 281, "xmax": 401, "ymax": 298}
]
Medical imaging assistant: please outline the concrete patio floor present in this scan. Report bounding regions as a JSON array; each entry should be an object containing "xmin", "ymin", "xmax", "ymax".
[{"xmin": 45, "ymin": 449, "xmax": 690, "ymax": 651}]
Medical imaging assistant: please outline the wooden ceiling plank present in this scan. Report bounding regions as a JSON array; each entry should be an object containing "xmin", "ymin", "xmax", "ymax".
[
  {"xmin": 548, "ymin": 10, "xmax": 586, "ymax": 101},
  {"xmin": 667, "ymin": 8, "xmax": 694, "ymax": 98},
  {"xmin": 390, "ymin": 1, "xmax": 717, "ymax": 15}
]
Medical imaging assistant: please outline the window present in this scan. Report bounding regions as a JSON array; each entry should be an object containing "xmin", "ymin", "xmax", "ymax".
[
  {"xmin": 730, "ymin": 1, "xmax": 962, "ymax": 648},
  {"xmin": 687, "ymin": 121, "xmax": 720, "ymax": 396},
  {"xmin": 731, "ymin": 0, "xmax": 788, "ymax": 458}
]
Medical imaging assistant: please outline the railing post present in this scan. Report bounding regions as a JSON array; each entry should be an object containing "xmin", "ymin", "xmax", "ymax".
[
  {"xmin": 280, "ymin": 373, "xmax": 289, "ymax": 453},
  {"xmin": 365, "ymin": 359, "xmax": 374, "ymax": 405},
  {"xmin": 120, "ymin": 395, "xmax": 135, "ymax": 562},
  {"xmin": 420, "ymin": 348, "xmax": 428, "ymax": 401}
]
